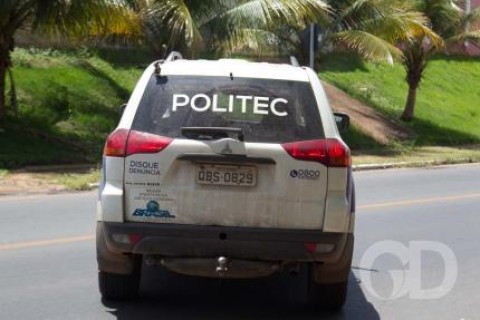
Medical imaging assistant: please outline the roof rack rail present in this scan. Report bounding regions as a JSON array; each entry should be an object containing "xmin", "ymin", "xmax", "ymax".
[
  {"xmin": 290, "ymin": 56, "xmax": 300, "ymax": 67},
  {"xmin": 166, "ymin": 51, "xmax": 183, "ymax": 61}
]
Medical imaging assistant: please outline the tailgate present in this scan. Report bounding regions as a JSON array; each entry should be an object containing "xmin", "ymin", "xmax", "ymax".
[{"xmin": 124, "ymin": 138, "xmax": 328, "ymax": 230}]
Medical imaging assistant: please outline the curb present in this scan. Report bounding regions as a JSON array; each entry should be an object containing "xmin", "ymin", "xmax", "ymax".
[
  {"xmin": 353, "ymin": 158, "xmax": 478, "ymax": 171},
  {"xmin": 353, "ymin": 162, "xmax": 407, "ymax": 171},
  {"xmin": 19, "ymin": 164, "xmax": 97, "ymax": 173}
]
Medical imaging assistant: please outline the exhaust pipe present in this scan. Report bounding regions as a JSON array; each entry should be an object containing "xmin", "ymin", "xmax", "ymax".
[{"xmin": 286, "ymin": 262, "xmax": 302, "ymax": 276}]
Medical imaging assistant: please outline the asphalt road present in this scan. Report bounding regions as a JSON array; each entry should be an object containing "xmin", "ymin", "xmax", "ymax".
[{"xmin": 0, "ymin": 164, "xmax": 479, "ymax": 319}]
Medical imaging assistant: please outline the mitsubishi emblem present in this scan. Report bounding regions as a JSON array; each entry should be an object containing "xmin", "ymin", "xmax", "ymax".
[{"xmin": 221, "ymin": 143, "xmax": 233, "ymax": 154}]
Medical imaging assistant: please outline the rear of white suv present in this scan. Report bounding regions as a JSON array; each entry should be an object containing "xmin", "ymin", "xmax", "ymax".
[{"xmin": 96, "ymin": 55, "xmax": 355, "ymax": 310}]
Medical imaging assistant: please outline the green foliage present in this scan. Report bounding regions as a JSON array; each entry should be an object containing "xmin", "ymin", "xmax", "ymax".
[
  {"xmin": 341, "ymin": 124, "xmax": 384, "ymax": 151},
  {"xmin": 0, "ymin": 48, "xmax": 144, "ymax": 169},
  {"xmin": 52, "ymin": 169, "xmax": 101, "ymax": 190},
  {"xmin": 0, "ymin": 169, "xmax": 8, "ymax": 179},
  {"xmin": 319, "ymin": 53, "xmax": 480, "ymax": 146}
]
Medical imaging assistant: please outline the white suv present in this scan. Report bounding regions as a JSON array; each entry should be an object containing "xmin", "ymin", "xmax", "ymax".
[{"xmin": 96, "ymin": 53, "xmax": 355, "ymax": 310}]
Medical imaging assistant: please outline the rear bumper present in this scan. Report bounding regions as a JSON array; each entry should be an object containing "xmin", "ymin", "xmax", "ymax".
[{"xmin": 98, "ymin": 221, "xmax": 352, "ymax": 264}]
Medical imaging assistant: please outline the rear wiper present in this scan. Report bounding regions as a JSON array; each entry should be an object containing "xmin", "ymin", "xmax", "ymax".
[{"xmin": 181, "ymin": 127, "xmax": 244, "ymax": 142}]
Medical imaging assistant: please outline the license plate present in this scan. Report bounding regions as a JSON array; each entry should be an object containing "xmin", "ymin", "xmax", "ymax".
[{"xmin": 196, "ymin": 165, "xmax": 257, "ymax": 187}]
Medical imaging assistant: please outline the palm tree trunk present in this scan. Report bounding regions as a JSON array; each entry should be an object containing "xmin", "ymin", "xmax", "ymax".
[
  {"xmin": 401, "ymin": 44, "xmax": 426, "ymax": 122},
  {"xmin": 401, "ymin": 84, "xmax": 417, "ymax": 122}
]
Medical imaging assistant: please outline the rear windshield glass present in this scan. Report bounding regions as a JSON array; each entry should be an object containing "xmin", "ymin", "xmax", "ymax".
[{"xmin": 132, "ymin": 75, "xmax": 324, "ymax": 143}]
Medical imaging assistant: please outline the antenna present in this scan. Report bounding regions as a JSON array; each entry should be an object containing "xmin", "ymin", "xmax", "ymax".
[
  {"xmin": 161, "ymin": 44, "xmax": 168, "ymax": 60},
  {"xmin": 290, "ymin": 56, "xmax": 300, "ymax": 67}
]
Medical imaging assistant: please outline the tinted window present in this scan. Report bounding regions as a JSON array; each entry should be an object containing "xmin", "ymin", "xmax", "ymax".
[{"xmin": 132, "ymin": 75, "xmax": 324, "ymax": 143}]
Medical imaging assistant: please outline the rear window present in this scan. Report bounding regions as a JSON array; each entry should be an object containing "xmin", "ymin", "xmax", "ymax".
[{"xmin": 132, "ymin": 75, "xmax": 324, "ymax": 143}]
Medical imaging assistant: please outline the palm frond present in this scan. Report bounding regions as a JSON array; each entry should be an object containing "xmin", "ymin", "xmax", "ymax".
[
  {"xmin": 0, "ymin": 1, "xmax": 34, "ymax": 33},
  {"xmin": 146, "ymin": 0, "xmax": 204, "ymax": 54},
  {"xmin": 333, "ymin": 30, "xmax": 402, "ymax": 64},
  {"xmin": 31, "ymin": 0, "xmax": 131, "ymax": 38},
  {"xmin": 220, "ymin": 27, "xmax": 295, "ymax": 56},
  {"xmin": 421, "ymin": 0, "xmax": 463, "ymax": 37},
  {"xmin": 446, "ymin": 30, "xmax": 480, "ymax": 44},
  {"xmin": 463, "ymin": 6, "xmax": 480, "ymax": 29}
]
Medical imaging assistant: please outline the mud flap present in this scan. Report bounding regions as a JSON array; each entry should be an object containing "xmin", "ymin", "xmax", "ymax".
[
  {"xmin": 311, "ymin": 234, "xmax": 354, "ymax": 284},
  {"xmin": 96, "ymin": 222, "xmax": 137, "ymax": 275}
]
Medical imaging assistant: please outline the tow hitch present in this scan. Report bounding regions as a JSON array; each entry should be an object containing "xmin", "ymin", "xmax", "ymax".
[{"xmin": 215, "ymin": 256, "xmax": 229, "ymax": 275}]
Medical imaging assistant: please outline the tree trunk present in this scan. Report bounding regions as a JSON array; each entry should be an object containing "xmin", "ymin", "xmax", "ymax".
[
  {"xmin": 401, "ymin": 85, "xmax": 418, "ymax": 122},
  {"xmin": 0, "ymin": 36, "xmax": 15, "ymax": 122},
  {"xmin": 7, "ymin": 67, "xmax": 18, "ymax": 116},
  {"xmin": 401, "ymin": 44, "xmax": 427, "ymax": 123},
  {"xmin": 0, "ymin": 58, "xmax": 6, "ymax": 122}
]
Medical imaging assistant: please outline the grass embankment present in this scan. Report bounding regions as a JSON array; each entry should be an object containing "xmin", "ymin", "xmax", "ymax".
[
  {"xmin": 0, "ymin": 48, "xmax": 148, "ymax": 168},
  {"xmin": 319, "ymin": 54, "xmax": 480, "ymax": 148}
]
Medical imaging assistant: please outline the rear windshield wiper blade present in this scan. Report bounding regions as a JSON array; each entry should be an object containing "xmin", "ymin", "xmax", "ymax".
[{"xmin": 181, "ymin": 127, "xmax": 244, "ymax": 142}]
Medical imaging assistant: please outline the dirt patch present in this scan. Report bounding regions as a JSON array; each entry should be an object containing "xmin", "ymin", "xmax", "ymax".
[
  {"xmin": 0, "ymin": 165, "xmax": 95, "ymax": 196},
  {"xmin": 322, "ymin": 81, "xmax": 412, "ymax": 144},
  {"xmin": 0, "ymin": 172, "xmax": 67, "ymax": 195}
]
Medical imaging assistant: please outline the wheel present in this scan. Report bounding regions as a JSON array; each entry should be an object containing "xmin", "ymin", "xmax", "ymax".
[
  {"xmin": 99, "ymin": 270, "xmax": 141, "ymax": 300},
  {"xmin": 306, "ymin": 235, "xmax": 353, "ymax": 310},
  {"xmin": 307, "ymin": 278, "xmax": 348, "ymax": 311},
  {"xmin": 99, "ymin": 260, "xmax": 141, "ymax": 300}
]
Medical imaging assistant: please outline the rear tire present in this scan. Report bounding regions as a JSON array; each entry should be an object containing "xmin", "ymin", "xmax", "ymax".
[
  {"xmin": 307, "ymin": 278, "xmax": 348, "ymax": 311},
  {"xmin": 99, "ymin": 259, "xmax": 141, "ymax": 301}
]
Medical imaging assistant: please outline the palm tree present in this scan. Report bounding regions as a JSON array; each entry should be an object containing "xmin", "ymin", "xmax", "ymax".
[
  {"xmin": 142, "ymin": 0, "xmax": 329, "ymax": 58},
  {"xmin": 0, "ymin": 0, "xmax": 133, "ymax": 122},
  {"xmin": 314, "ymin": 0, "xmax": 436, "ymax": 64},
  {"xmin": 400, "ymin": 0, "xmax": 480, "ymax": 121}
]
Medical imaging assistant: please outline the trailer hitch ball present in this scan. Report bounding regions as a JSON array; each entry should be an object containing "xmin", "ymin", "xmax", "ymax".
[{"xmin": 216, "ymin": 256, "xmax": 229, "ymax": 274}]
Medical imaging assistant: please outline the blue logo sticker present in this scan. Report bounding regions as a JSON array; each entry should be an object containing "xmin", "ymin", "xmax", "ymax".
[{"xmin": 133, "ymin": 200, "xmax": 175, "ymax": 218}]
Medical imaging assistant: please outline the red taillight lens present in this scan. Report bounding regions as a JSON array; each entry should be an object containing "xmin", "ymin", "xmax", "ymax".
[
  {"xmin": 282, "ymin": 138, "xmax": 351, "ymax": 167},
  {"xmin": 104, "ymin": 129, "xmax": 172, "ymax": 157},
  {"xmin": 126, "ymin": 130, "xmax": 172, "ymax": 156},
  {"xmin": 326, "ymin": 138, "xmax": 351, "ymax": 167},
  {"xmin": 104, "ymin": 128, "xmax": 129, "ymax": 157},
  {"xmin": 282, "ymin": 139, "xmax": 328, "ymax": 163}
]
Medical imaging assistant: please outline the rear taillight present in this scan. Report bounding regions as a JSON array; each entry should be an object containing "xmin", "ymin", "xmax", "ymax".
[
  {"xmin": 282, "ymin": 139, "xmax": 328, "ymax": 163},
  {"xmin": 104, "ymin": 129, "xmax": 172, "ymax": 157},
  {"xmin": 104, "ymin": 128, "xmax": 129, "ymax": 157},
  {"xmin": 282, "ymin": 138, "xmax": 351, "ymax": 167},
  {"xmin": 126, "ymin": 130, "xmax": 172, "ymax": 156},
  {"xmin": 326, "ymin": 138, "xmax": 351, "ymax": 167}
]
